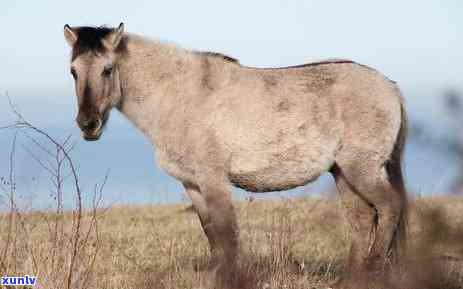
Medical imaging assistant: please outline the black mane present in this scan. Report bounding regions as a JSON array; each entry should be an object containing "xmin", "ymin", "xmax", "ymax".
[
  {"xmin": 195, "ymin": 51, "xmax": 239, "ymax": 63},
  {"xmin": 71, "ymin": 26, "xmax": 115, "ymax": 60}
]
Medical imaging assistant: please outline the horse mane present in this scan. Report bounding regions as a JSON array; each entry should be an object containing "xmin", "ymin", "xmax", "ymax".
[
  {"xmin": 194, "ymin": 51, "xmax": 239, "ymax": 64},
  {"xmin": 71, "ymin": 26, "xmax": 115, "ymax": 60},
  {"xmin": 70, "ymin": 26, "xmax": 238, "ymax": 65}
]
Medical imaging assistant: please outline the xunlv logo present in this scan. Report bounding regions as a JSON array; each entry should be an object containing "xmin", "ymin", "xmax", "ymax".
[{"xmin": 1, "ymin": 275, "xmax": 37, "ymax": 286}]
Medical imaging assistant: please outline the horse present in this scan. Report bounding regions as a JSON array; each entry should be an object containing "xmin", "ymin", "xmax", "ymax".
[{"xmin": 64, "ymin": 23, "xmax": 408, "ymax": 288}]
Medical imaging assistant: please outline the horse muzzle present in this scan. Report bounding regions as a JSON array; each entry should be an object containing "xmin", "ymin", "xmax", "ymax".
[{"xmin": 77, "ymin": 117, "xmax": 103, "ymax": 141}]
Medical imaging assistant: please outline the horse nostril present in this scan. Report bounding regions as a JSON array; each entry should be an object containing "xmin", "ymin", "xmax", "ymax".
[{"xmin": 81, "ymin": 119, "xmax": 99, "ymax": 131}]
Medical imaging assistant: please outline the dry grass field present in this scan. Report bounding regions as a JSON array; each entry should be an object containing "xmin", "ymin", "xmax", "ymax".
[{"xmin": 1, "ymin": 196, "xmax": 463, "ymax": 289}]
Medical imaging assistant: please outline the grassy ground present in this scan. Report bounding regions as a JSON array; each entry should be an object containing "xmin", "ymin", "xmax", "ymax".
[{"xmin": 1, "ymin": 196, "xmax": 463, "ymax": 289}]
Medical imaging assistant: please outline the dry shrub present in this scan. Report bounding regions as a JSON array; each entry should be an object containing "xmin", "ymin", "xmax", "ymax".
[
  {"xmin": 126, "ymin": 198, "xmax": 346, "ymax": 289},
  {"xmin": 395, "ymin": 198, "xmax": 463, "ymax": 289},
  {"xmin": 0, "ymin": 108, "xmax": 106, "ymax": 289},
  {"xmin": 2, "ymin": 186, "xmax": 463, "ymax": 289}
]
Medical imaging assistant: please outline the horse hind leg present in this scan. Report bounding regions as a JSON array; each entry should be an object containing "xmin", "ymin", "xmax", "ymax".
[
  {"xmin": 331, "ymin": 164, "xmax": 375, "ymax": 289},
  {"xmin": 333, "ymin": 157, "xmax": 407, "ymax": 282}
]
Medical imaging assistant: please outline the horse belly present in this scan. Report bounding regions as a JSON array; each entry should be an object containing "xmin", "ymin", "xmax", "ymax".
[{"xmin": 228, "ymin": 135, "xmax": 337, "ymax": 192}]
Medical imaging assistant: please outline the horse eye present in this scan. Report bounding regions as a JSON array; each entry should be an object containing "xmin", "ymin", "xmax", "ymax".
[
  {"xmin": 102, "ymin": 66, "xmax": 113, "ymax": 77},
  {"xmin": 70, "ymin": 68, "xmax": 77, "ymax": 80}
]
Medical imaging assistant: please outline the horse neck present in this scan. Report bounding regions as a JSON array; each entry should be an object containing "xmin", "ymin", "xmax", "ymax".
[{"xmin": 116, "ymin": 34, "xmax": 197, "ymax": 142}]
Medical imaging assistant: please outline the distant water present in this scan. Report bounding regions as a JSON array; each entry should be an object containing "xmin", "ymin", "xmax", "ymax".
[{"xmin": 0, "ymin": 120, "xmax": 459, "ymax": 211}]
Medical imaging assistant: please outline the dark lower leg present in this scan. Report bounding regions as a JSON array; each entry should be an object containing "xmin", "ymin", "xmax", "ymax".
[
  {"xmin": 184, "ymin": 185, "xmax": 221, "ymax": 269},
  {"xmin": 367, "ymin": 201, "xmax": 401, "ymax": 273},
  {"xmin": 201, "ymin": 187, "xmax": 240, "ymax": 288},
  {"xmin": 336, "ymin": 165, "xmax": 404, "ymax": 285},
  {"xmin": 335, "ymin": 173, "xmax": 376, "ymax": 289}
]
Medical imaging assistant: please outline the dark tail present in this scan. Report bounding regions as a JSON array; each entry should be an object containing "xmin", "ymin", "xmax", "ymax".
[{"xmin": 385, "ymin": 97, "xmax": 409, "ymax": 261}]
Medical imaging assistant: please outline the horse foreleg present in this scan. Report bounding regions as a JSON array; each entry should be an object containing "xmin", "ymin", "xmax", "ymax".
[
  {"xmin": 199, "ymin": 183, "xmax": 240, "ymax": 288},
  {"xmin": 184, "ymin": 183, "xmax": 221, "ymax": 269},
  {"xmin": 193, "ymin": 134, "xmax": 240, "ymax": 288}
]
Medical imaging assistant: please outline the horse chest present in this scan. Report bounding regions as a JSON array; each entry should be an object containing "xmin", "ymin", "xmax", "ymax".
[{"xmin": 155, "ymin": 145, "xmax": 196, "ymax": 184}]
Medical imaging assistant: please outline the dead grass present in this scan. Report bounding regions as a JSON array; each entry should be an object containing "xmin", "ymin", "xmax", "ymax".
[{"xmin": 1, "ymin": 196, "xmax": 463, "ymax": 289}]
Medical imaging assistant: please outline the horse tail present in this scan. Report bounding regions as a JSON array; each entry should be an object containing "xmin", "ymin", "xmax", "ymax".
[{"xmin": 385, "ymin": 95, "xmax": 408, "ymax": 260}]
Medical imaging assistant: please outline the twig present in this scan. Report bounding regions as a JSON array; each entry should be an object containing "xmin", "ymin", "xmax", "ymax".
[{"xmin": 2, "ymin": 97, "xmax": 82, "ymax": 289}]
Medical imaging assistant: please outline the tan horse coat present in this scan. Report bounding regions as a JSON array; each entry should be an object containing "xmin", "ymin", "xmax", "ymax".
[{"xmin": 64, "ymin": 24, "xmax": 408, "ymax": 288}]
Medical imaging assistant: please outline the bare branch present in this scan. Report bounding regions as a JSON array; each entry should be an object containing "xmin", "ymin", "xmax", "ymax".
[
  {"xmin": 0, "ymin": 97, "xmax": 109, "ymax": 288},
  {"xmin": 1, "ymin": 98, "xmax": 83, "ymax": 289},
  {"xmin": 21, "ymin": 130, "xmax": 55, "ymax": 158},
  {"xmin": 21, "ymin": 144, "xmax": 57, "ymax": 177}
]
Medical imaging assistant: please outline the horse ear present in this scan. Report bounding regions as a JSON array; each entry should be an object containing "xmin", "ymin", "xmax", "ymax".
[
  {"xmin": 64, "ymin": 24, "xmax": 77, "ymax": 47},
  {"xmin": 103, "ymin": 23, "xmax": 125, "ymax": 51}
]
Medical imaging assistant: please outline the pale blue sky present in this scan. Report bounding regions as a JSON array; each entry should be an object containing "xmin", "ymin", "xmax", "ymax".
[
  {"xmin": 0, "ymin": 1, "xmax": 462, "ymax": 207},
  {"xmin": 1, "ymin": 1, "xmax": 461, "ymax": 110}
]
